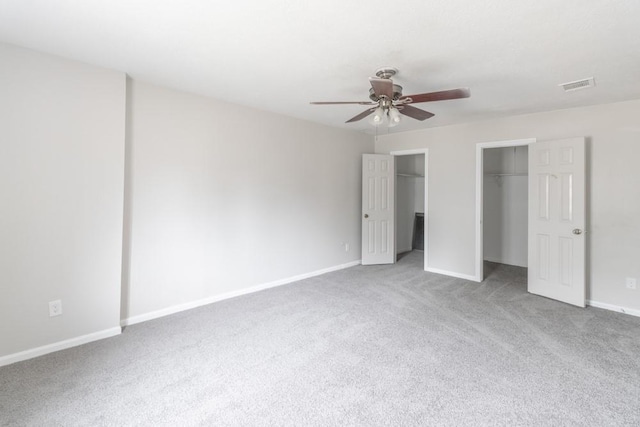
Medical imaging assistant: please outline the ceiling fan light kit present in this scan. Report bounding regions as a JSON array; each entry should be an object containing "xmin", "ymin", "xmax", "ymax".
[
  {"xmin": 310, "ymin": 67, "xmax": 470, "ymax": 128},
  {"xmin": 369, "ymin": 105, "xmax": 402, "ymax": 127}
]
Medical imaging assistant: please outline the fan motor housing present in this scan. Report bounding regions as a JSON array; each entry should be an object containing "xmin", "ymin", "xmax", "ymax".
[{"xmin": 369, "ymin": 84, "xmax": 403, "ymax": 102}]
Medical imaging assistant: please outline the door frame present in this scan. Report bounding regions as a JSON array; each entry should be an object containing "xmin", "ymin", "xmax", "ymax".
[
  {"xmin": 474, "ymin": 138, "xmax": 535, "ymax": 282},
  {"xmin": 390, "ymin": 148, "xmax": 429, "ymax": 271}
]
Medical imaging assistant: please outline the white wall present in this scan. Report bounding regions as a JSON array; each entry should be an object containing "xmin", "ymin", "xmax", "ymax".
[
  {"xmin": 0, "ymin": 44, "xmax": 372, "ymax": 363},
  {"xmin": 396, "ymin": 175, "xmax": 414, "ymax": 254},
  {"xmin": 124, "ymin": 80, "xmax": 372, "ymax": 321},
  {"xmin": 0, "ymin": 43, "xmax": 126, "ymax": 359},
  {"xmin": 396, "ymin": 155, "xmax": 425, "ymax": 253},
  {"xmin": 483, "ymin": 147, "xmax": 528, "ymax": 267},
  {"xmin": 376, "ymin": 99, "xmax": 640, "ymax": 311}
]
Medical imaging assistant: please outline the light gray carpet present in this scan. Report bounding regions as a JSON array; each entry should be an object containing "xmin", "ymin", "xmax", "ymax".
[{"xmin": 2, "ymin": 251, "xmax": 640, "ymax": 426}]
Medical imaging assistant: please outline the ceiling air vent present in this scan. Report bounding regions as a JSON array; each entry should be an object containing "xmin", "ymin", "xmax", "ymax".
[{"xmin": 559, "ymin": 77, "xmax": 595, "ymax": 92}]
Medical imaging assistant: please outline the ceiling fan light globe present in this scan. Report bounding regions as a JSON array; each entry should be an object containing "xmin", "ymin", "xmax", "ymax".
[
  {"xmin": 388, "ymin": 107, "xmax": 401, "ymax": 127},
  {"xmin": 369, "ymin": 107, "xmax": 386, "ymax": 126}
]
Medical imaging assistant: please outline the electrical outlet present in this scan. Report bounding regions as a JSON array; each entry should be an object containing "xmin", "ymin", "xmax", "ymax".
[
  {"xmin": 49, "ymin": 300, "xmax": 62, "ymax": 317},
  {"xmin": 626, "ymin": 278, "xmax": 637, "ymax": 290}
]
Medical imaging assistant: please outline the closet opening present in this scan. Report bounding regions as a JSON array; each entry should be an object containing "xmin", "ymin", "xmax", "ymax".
[
  {"xmin": 392, "ymin": 150, "xmax": 428, "ymax": 270},
  {"xmin": 476, "ymin": 140, "xmax": 532, "ymax": 281}
]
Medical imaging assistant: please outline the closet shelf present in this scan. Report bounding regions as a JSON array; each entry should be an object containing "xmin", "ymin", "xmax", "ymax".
[{"xmin": 397, "ymin": 173, "xmax": 425, "ymax": 178}]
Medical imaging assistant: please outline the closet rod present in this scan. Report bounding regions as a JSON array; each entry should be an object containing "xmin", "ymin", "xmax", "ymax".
[
  {"xmin": 486, "ymin": 173, "xmax": 527, "ymax": 177},
  {"xmin": 397, "ymin": 173, "xmax": 425, "ymax": 178}
]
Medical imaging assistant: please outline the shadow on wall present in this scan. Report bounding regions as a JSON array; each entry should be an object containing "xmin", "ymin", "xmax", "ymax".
[
  {"xmin": 585, "ymin": 136, "xmax": 592, "ymax": 300},
  {"xmin": 120, "ymin": 76, "xmax": 134, "ymax": 325}
]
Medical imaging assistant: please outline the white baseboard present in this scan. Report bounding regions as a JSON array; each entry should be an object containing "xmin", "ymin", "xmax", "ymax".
[
  {"xmin": 3, "ymin": 269, "xmax": 635, "ymax": 368},
  {"xmin": 1, "ymin": 261, "xmax": 361, "ymax": 366},
  {"xmin": 0, "ymin": 327, "xmax": 121, "ymax": 368},
  {"xmin": 587, "ymin": 300, "xmax": 640, "ymax": 318},
  {"xmin": 122, "ymin": 260, "xmax": 361, "ymax": 327},
  {"xmin": 424, "ymin": 266, "xmax": 478, "ymax": 282}
]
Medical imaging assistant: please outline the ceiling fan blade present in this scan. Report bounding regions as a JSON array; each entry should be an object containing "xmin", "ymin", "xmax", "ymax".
[
  {"xmin": 310, "ymin": 101, "xmax": 377, "ymax": 105},
  {"xmin": 398, "ymin": 105, "xmax": 435, "ymax": 121},
  {"xmin": 346, "ymin": 108, "xmax": 377, "ymax": 123},
  {"xmin": 369, "ymin": 78, "xmax": 394, "ymax": 99},
  {"xmin": 400, "ymin": 88, "xmax": 470, "ymax": 104}
]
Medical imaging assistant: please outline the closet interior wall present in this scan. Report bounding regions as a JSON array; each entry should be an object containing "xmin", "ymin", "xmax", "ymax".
[
  {"xmin": 483, "ymin": 146, "xmax": 528, "ymax": 267},
  {"xmin": 396, "ymin": 154, "xmax": 425, "ymax": 254}
]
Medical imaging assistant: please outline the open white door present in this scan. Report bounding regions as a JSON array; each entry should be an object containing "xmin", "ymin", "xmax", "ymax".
[
  {"xmin": 362, "ymin": 154, "xmax": 395, "ymax": 265},
  {"xmin": 528, "ymin": 138, "xmax": 586, "ymax": 307}
]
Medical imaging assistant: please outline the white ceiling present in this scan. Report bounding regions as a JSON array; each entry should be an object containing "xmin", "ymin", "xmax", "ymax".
[{"xmin": 2, "ymin": 0, "xmax": 640, "ymax": 134}]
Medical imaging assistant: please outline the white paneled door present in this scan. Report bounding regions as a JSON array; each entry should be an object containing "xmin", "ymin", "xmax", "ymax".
[
  {"xmin": 362, "ymin": 154, "xmax": 395, "ymax": 265},
  {"xmin": 528, "ymin": 138, "xmax": 586, "ymax": 307}
]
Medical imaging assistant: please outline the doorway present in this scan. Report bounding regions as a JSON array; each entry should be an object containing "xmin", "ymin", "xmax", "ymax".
[
  {"xmin": 476, "ymin": 138, "xmax": 587, "ymax": 306},
  {"xmin": 475, "ymin": 139, "xmax": 534, "ymax": 281},
  {"xmin": 391, "ymin": 149, "xmax": 428, "ymax": 270}
]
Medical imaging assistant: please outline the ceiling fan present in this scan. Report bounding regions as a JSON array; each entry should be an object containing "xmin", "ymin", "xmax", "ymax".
[{"xmin": 310, "ymin": 68, "xmax": 470, "ymax": 127}]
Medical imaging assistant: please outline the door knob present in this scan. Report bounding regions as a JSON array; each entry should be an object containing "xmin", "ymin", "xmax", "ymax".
[
  {"xmin": 572, "ymin": 229, "xmax": 583, "ymax": 235},
  {"xmin": 364, "ymin": 214, "xmax": 369, "ymax": 218}
]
